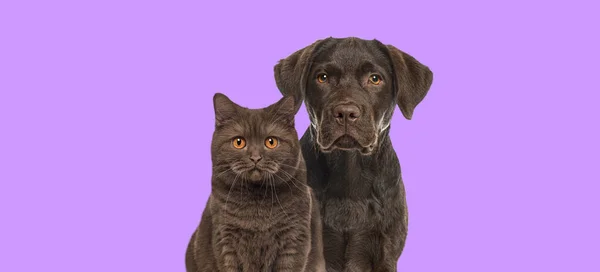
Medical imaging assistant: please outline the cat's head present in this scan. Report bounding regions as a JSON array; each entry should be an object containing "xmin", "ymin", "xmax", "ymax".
[{"xmin": 211, "ymin": 93, "xmax": 302, "ymax": 184}]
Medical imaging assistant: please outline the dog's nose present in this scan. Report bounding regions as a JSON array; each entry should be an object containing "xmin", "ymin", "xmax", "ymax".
[
  {"xmin": 334, "ymin": 104, "xmax": 361, "ymax": 124},
  {"xmin": 250, "ymin": 155, "xmax": 262, "ymax": 163}
]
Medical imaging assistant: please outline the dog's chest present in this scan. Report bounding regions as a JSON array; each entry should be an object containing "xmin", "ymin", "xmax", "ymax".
[{"xmin": 320, "ymin": 196, "xmax": 384, "ymax": 232}]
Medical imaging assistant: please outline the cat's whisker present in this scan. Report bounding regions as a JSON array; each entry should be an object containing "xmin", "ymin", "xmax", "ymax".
[
  {"xmin": 277, "ymin": 164, "xmax": 307, "ymax": 172},
  {"xmin": 274, "ymin": 161, "xmax": 306, "ymax": 169},
  {"xmin": 272, "ymin": 171, "xmax": 301, "ymax": 201},
  {"xmin": 240, "ymin": 172, "xmax": 248, "ymax": 200},
  {"xmin": 269, "ymin": 171, "xmax": 294, "ymax": 193},
  {"xmin": 277, "ymin": 162, "xmax": 306, "ymax": 168},
  {"xmin": 262, "ymin": 173, "xmax": 270, "ymax": 202},
  {"xmin": 271, "ymin": 175, "xmax": 290, "ymax": 221},
  {"xmin": 188, "ymin": 95, "xmax": 323, "ymax": 270},
  {"xmin": 277, "ymin": 167, "xmax": 306, "ymax": 181},
  {"xmin": 213, "ymin": 168, "xmax": 233, "ymax": 179},
  {"xmin": 280, "ymin": 174, "xmax": 309, "ymax": 199},
  {"xmin": 224, "ymin": 172, "xmax": 241, "ymax": 226},
  {"xmin": 273, "ymin": 179, "xmax": 290, "ymax": 223},
  {"xmin": 269, "ymin": 177, "xmax": 275, "ymax": 219},
  {"xmin": 277, "ymin": 169, "xmax": 309, "ymax": 193},
  {"xmin": 270, "ymin": 174, "xmax": 279, "ymax": 220}
]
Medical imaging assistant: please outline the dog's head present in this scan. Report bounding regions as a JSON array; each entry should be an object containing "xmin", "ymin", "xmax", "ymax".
[{"xmin": 274, "ymin": 37, "xmax": 433, "ymax": 154}]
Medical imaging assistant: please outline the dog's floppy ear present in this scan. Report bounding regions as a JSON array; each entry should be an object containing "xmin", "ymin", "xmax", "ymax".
[
  {"xmin": 274, "ymin": 39, "xmax": 327, "ymax": 112},
  {"xmin": 386, "ymin": 45, "xmax": 433, "ymax": 120}
]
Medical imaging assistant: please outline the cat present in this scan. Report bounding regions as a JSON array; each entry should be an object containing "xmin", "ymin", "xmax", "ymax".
[{"xmin": 185, "ymin": 93, "xmax": 325, "ymax": 272}]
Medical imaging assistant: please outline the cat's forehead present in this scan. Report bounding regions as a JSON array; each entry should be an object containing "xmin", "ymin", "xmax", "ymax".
[
  {"xmin": 224, "ymin": 108, "xmax": 290, "ymax": 134},
  {"xmin": 247, "ymin": 111, "xmax": 285, "ymax": 130},
  {"xmin": 243, "ymin": 108, "xmax": 267, "ymax": 124}
]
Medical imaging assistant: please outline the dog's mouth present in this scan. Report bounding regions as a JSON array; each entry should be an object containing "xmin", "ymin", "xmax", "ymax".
[{"xmin": 321, "ymin": 135, "xmax": 375, "ymax": 154}]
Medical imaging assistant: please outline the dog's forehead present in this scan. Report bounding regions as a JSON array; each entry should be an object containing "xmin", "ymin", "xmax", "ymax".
[{"xmin": 318, "ymin": 38, "xmax": 390, "ymax": 69}]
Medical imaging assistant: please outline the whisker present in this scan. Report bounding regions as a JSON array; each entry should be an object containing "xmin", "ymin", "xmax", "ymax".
[
  {"xmin": 276, "ymin": 162, "xmax": 307, "ymax": 170},
  {"xmin": 269, "ymin": 174, "xmax": 275, "ymax": 219},
  {"xmin": 224, "ymin": 172, "xmax": 241, "ymax": 225},
  {"xmin": 277, "ymin": 169, "xmax": 309, "ymax": 193},
  {"xmin": 266, "ymin": 169, "xmax": 294, "ymax": 192},
  {"xmin": 240, "ymin": 172, "xmax": 248, "ymax": 200},
  {"xmin": 272, "ymin": 171, "xmax": 303, "ymax": 202},
  {"xmin": 271, "ymin": 175, "xmax": 290, "ymax": 221},
  {"xmin": 262, "ymin": 173, "xmax": 270, "ymax": 202},
  {"xmin": 213, "ymin": 168, "xmax": 233, "ymax": 179}
]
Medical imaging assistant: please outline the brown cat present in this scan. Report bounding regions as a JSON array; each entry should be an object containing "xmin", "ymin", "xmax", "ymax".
[{"xmin": 185, "ymin": 93, "xmax": 325, "ymax": 272}]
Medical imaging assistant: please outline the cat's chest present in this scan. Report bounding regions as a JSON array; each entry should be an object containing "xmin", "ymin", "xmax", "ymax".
[
  {"xmin": 215, "ymin": 199, "xmax": 307, "ymax": 232},
  {"xmin": 214, "ymin": 220, "xmax": 305, "ymax": 271}
]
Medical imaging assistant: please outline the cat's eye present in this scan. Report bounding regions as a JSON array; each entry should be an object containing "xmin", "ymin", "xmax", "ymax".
[
  {"xmin": 368, "ymin": 74, "xmax": 382, "ymax": 85},
  {"xmin": 232, "ymin": 137, "xmax": 246, "ymax": 149},
  {"xmin": 265, "ymin": 137, "xmax": 278, "ymax": 149},
  {"xmin": 317, "ymin": 73, "xmax": 328, "ymax": 83}
]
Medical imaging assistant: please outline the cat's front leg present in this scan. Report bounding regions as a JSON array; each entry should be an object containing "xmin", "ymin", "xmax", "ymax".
[
  {"xmin": 273, "ymin": 248, "xmax": 309, "ymax": 272},
  {"xmin": 273, "ymin": 234, "xmax": 311, "ymax": 272},
  {"xmin": 215, "ymin": 244, "xmax": 241, "ymax": 272},
  {"xmin": 214, "ymin": 234, "xmax": 242, "ymax": 272}
]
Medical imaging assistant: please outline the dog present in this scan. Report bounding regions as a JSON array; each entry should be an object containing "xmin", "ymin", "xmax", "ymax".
[{"xmin": 273, "ymin": 37, "xmax": 433, "ymax": 271}]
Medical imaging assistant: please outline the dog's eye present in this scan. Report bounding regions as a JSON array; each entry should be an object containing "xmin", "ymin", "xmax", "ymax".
[
  {"xmin": 265, "ymin": 137, "xmax": 278, "ymax": 149},
  {"xmin": 368, "ymin": 74, "xmax": 382, "ymax": 85},
  {"xmin": 317, "ymin": 73, "xmax": 328, "ymax": 83},
  {"xmin": 232, "ymin": 137, "xmax": 246, "ymax": 149}
]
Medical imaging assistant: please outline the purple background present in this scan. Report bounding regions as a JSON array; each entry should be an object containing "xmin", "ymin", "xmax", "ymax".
[{"xmin": 1, "ymin": 0, "xmax": 599, "ymax": 271}]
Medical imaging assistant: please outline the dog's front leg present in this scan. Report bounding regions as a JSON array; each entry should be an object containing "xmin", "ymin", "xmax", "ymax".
[
  {"xmin": 372, "ymin": 261, "xmax": 397, "ymax": 272},
  {"xmin": 372, "ymin": 228, "xmax": 405, "ymax": 272},
  {"xmin": 372, "ymin": 248, "xmax": 400, "ymax": 272},
  {"xmin": 342, "ymin": 231, "xmax": 375, "ymax": 272}
]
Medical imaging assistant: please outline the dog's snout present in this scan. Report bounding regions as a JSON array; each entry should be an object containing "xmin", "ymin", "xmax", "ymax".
[{"xmin": 333, "ymin": 104, "xmax": 361, "ymax": 124}]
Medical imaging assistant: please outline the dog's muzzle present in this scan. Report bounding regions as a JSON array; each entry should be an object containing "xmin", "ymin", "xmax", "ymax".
[{"xmin": 316, "ymin": 103, "xmax": 378, "ymax": 154}]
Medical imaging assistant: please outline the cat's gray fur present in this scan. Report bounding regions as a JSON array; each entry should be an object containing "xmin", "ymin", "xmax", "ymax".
[{"xmin": 185, "ymin": 94, "xmax": 325, "ymax": 272}]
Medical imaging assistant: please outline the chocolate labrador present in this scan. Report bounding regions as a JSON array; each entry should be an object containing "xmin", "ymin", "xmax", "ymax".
[{"xmin": 273, "ymin": 37, "xmax": 433, "ymax": 271}]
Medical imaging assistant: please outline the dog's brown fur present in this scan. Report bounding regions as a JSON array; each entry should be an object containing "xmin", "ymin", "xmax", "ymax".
[{"xmin": 274, "ymin": 37, "xmax": 433, "ymax": 271}]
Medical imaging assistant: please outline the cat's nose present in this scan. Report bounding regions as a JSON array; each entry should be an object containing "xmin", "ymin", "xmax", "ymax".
[{"xmin": 250, "ymin": 155, "xmax": 262, "ymax": 163}]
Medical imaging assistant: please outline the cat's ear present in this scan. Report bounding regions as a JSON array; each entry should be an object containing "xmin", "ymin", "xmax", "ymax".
[
  {"xmin": 213, "ymin": 93, "xmax": 238, "ymax": 126},
  {"xmin": 268, "ymin": 95, "xmax": 297, "ymax": 125}
]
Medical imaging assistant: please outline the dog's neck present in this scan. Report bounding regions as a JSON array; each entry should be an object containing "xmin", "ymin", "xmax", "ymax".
[{"xmin": 301, "ymin": 126, "xmax": 401, "ymax": 199}]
